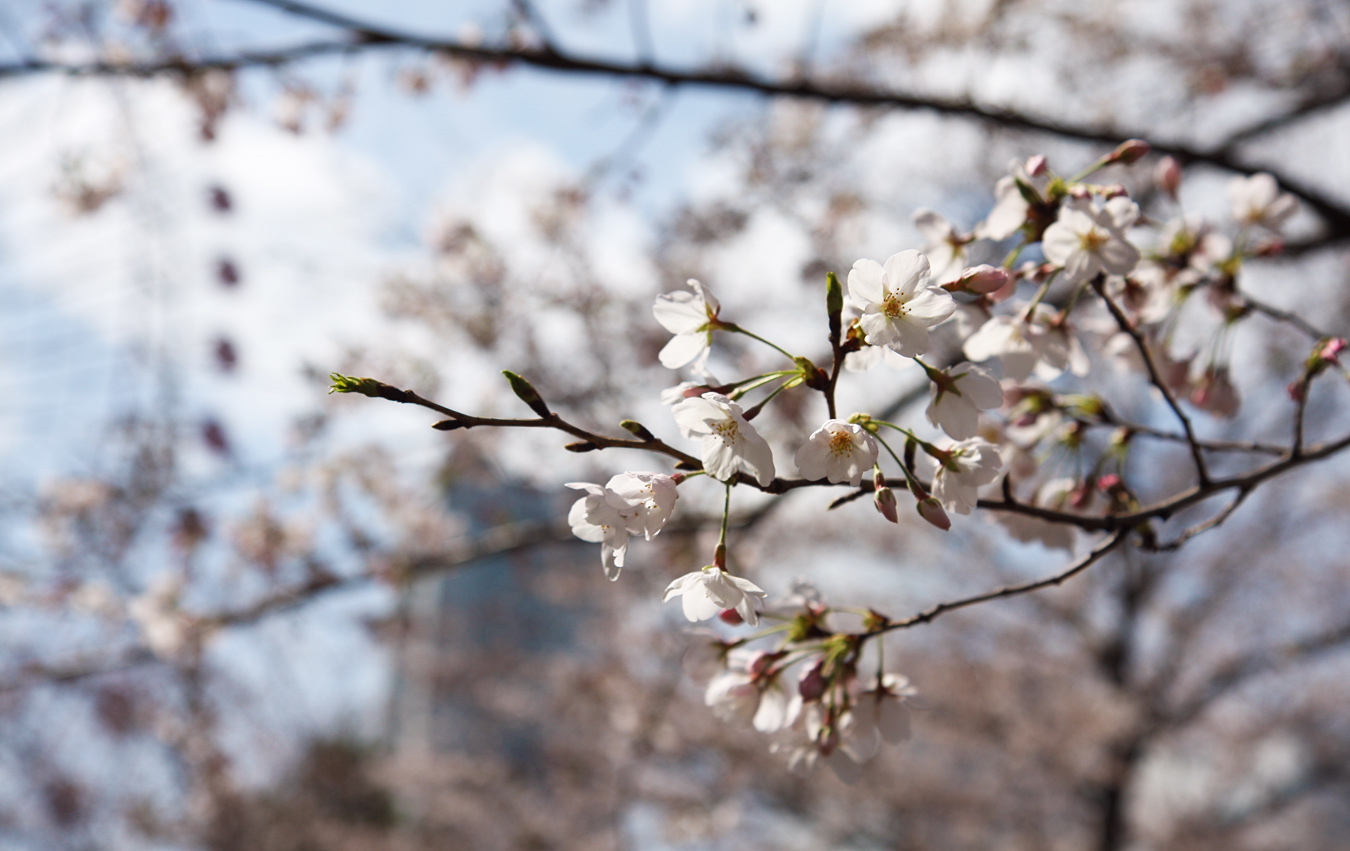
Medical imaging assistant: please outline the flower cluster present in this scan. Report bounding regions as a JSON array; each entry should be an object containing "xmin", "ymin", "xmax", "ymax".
[{"xmin": 335, "ymin": 139, "xmax": 1329, "ymax": 779}]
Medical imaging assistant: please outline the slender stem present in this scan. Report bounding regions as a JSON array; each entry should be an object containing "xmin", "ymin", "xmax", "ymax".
[
  {"xmin": 1092, "ymin": 278, "xmax": 1210, "ymax": 485},
  {"xmin": 724, "ymin": 323, "xmax": 797, "ymax": 362}
]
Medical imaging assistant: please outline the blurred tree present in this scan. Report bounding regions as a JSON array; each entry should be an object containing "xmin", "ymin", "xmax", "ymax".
[{"xmin": 0, "ymin": 1, "xmax": 1348, "ymax": 850}]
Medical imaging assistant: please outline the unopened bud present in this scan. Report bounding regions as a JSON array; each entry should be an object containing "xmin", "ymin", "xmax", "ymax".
[
  {"xmin": 955, "ymin": 264, "xmax": 1011, "ymax": 295},
  {"xmin": 874, "ymin": 487, "xmax": 899, "ymax": 524},
  {"xmin": 798, "ymin": 661, "xmax": 827, "ymax": 702},
  {"xmin": 1288, "ymin": 380, "xmax": 1305, "ymax": 402},
  {"xmin": 564, "ymin": 441, "xmax": 598, "ymax": 452},
  {"xmin": 501, "ymin": 370, "xmax": 551, "ymax": 417},
  {"xmin": 1319, "ymin": 338, "xmax": 1346, "ymax": 364},
  {"xmin": 1156, "ymin": 156, "xmax": 1182, "ymax": 197},
  {"xmin": 432, "ymin": 418, "xmax": 465, "ymax": 431},
  {"xmin": 718, "ymin": 608, "xmax": 743, "ymax": 625},
  {"xmin": 1025, "ymin": 154, "xmax": 1048, "ymax": 177},
  {"xmin": 1108, "ymin": 138, "xmax": 1151, "ymax": 165},
  {"xmin": 620, "ymin": 419, "xmax": 655, "ymax": 440},
  {"xmin": 1096, "ymin": 473, "xmax": 1122, "ymax": 492},
  {"xmin": 747, "ymin": 651, "xmax": 776, "ymax": 677},
  {"xmin": 916, "ymin": 497, "xmax": 951, "ymax": 531}
]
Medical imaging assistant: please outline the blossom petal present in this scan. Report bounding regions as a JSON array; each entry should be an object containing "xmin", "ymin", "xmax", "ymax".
[
  {"xmin": 847, "ymin": 258, "xmax": 885, "ymax": 305},
  {"xmin": 658, "ymin": 332, "xmax": 708, "ymax": 369},
  {"xmin": 882, "ymin": 250, "xmax": 929, "ymax": 295}
]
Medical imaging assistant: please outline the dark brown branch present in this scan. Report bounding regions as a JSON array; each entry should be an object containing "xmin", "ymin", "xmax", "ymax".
[
  {"xmin": 0, "ymin": 0, "xmax": 1345, "ymax": 247},
  {"xmin": 870, "ymin": 529, "xmax": 1129, "ymax": 634},
  {"xmin": 1238, "ymin": 289, "xmax": 1335, "ymax": 341},
  {"xmin": 1093, "ymin": 278, "xmax": 1210, "ymax": 485},
  {"xmin": 1161, "ymin": 617, "xmax": 1350, "ymax": 731}
]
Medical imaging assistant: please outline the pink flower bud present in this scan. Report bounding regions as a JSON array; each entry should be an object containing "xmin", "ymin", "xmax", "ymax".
[
  {"xmin": 1096, "ymin": 474, "xmax": 1122, "ymax": 492},
  {"xmin": 798, "ymin": 661, "xmax": 827, "ymax": 702},
  {"xmin": 1109, "ymin": 139, "xmax": 1151, "ymax": 165},
  {"xmin": 874, "ymin": 487, "xmax": 899, "ymax": 524},
  {"xmin": 958, "ymin": 264, "xmax": 1011, "ymax": 295},
  {"xmin": 916, "ymin": 497, "xmax": 951, "ymax": 531},
  {"xmin": 747, "ymin": 651, "xmax": 775, "ymax": 677},
  {"xmin": 718, "ymin": 608, "xmax": 743, "ymax": 625},
  {"xmin": 1288, "ymin": 380, "xmax": 1305, "ymax": 402},
  {"xmin": 1156, "ymin": 156, "xmax": 1182, "ymax": 197},
  {"xmin": 1025, "ymin": 155, "xmax": 1048, "ymax": 177},
  {"xmin": 1319, "ymin": 338, "xmax": 1346, "ymax": 364}
]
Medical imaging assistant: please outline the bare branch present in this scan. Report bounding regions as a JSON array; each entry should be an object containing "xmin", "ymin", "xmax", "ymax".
[
  {"xmin": 1162, "ymin": 617, "xmax": 1350, "ymax": 731},
  {"xmin": 0, "ymin": 0, "xmax": 1342, "ymax": 248},
  {"xmin": 872, "ymin": 529, "xmax": 1129, "ymax": 634},
  {"xmin": 1093, "ymin": 278, "xmax": 1210, "ymax": 485}
]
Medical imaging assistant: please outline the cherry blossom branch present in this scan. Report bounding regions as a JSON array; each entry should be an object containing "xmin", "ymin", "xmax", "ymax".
[
  {"xmin": 1237, "ymin": 289, "xmax": 1336, "ymax": 341},
  {"xmin": 0, "ymin": 648, "xmax": 157, "ymax": 694},
  {"xmin": 1092, "ymin": 277, "xmax": 1211, "ymax": 485},
  {"xmin": 330, "ymin": 375, "xmax": 701, "ymax": 468},
  {"xmin": 1141, "ymin": 487, "xmax": 1253, "ymax": 552},
  {"xmin": 1094, "ymin": 403, "xmax": 1287, "ymax": 456},
  {"xmin": 2, "ymin": 0, "xmax": 1347, "ymax": 251},
  {"xmin": 868, "ymin": 529, "xmax": 1129, "ymax": 635}
]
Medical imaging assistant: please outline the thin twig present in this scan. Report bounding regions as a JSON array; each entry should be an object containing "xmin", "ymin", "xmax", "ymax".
[
  {"xmin": 871, "ymin": 530, "xmax": 1129, "ymax": 634},
  {"xmin": 1093, "ymin": 278, "xmax": 1210, "ymax": 485},
  {"xmin": 0, "ymin": 0, "xmax": 1345, "ymax": 250}
]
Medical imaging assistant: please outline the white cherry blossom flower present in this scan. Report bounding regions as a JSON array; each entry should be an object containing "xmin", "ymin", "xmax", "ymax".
[
  {"xmin": 566, "ymin": 482, "xmax": 632, "ymax": 580},
  {"xmin": 794, "ymin": 419, "xmax": 879, "ymax": 486},
  {"xmin": 784, "ymin": 704, "xmax": 865, "ymax": 784},
  {"xmin": 1042, "ymin": 196, "xmax": 1141, "ymax": 283},
  {"xmin": 1229, "ymin": 173, "xmax": 1298, "ymax": 232},
  {"xmin": 925, "ymin": 362, "xmax": 1004, "ymax": 440},
  {"xmin": 963, "ymin": 309, "xmax": 1087, "ymax": 382},
  {"xmin": 930, "ymin": 438, "xmax": 1002, "ymax": 515},
  {"xmin": 653, "ymin": 278, "xmax": 721, "ymax": 375},
  {"xmin": 848, "ymin": 249, "xmax": 955, "ymax": 357},
  {"xmin": 976, "ymin": 157, "xmax": 1052, "ymax": 240},
  {"xmin": 990, "ymin": 477, "xmax": 1079, "ymax": 551},
  {"xmin": 663, "ymin": 565, "xmax": 768, "ymax": 626},
  {"xmin": 849, "ymin": 673, "xmax": 917, "ymax": 759},
  {"xmin": 704, "ymin": 650, "xmax": 798, "ymax": 733},
  {"xmin": 605, "ymin": 472, "xmax": 679, "ymax": 540},
  {"xmin": 671, "ymin": 392, "xmax": 775, "ymax": 485},
  {"xmin": 129, "ymin": 573, "xmax": 193, "ymax": 659},
  {"xmin": 912, "ymin": 208, "xmax": 968, "ymax": 283}
]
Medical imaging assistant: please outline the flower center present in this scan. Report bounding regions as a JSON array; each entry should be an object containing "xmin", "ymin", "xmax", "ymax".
[
  {"xmin": 711, "ymin": 419, "xmax": 740, "ymax": 445},
  {"xmin": 828, "ymin": 430, "xmax": 855, "ymax": 458},
  {"xmin": 1079, "ymin": 227, "xmax": 1109, "ymax": 253},
  {"xmin": 882, "ymin": 292, "xmax": 908, "ymax": 319}
]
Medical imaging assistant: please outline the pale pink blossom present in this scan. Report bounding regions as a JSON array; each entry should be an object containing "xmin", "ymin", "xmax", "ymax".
[
  {"xmin": 653, "ymin": 278, "xmax": 720, "ymax": 375},
  {"xmin": 849, "ymin": 673, "xmax": 917, "ymax": 759},
  {"xmin": 1228, "ymin": 173, "xmax": 1298, "ymax": 232},
  {"xmin": 912, "ymin": 208, "xmax": 968, "ymax": 283},
  {"xmin": 663, "ymin": 566, "xmax": 768, "ymax": 626},
  {"xmin": 566, "ymin": 482, "xmax": 633, "ymax": 580},
  {"xmin": 794, "ymin": 419, "xmax": 879, "ymax": 486},
  {"xmin": 931, "ymin": 438, "xmax": 1002, "ymax": 515},
  {"xmin": 671, "ymin": 392, "xmax": 775, "ymax": 485},
  {"xmin": 963, "ymin": 309, "xmax": 1086, "ymax": 382},
  {"xmin": 1042, "ymin": 196, "xmax": 1141, "ymax": 283},
  {"xmin": 605, "ymin": 472, "xmax": 679, "ymax": 541},
  {"xmin": 848, "ymin": 250, "xmax": 955, "ymax": 357},
  {"xmin": 926, "ymin": 362, "xmax": 1004, "ymax": 440}
]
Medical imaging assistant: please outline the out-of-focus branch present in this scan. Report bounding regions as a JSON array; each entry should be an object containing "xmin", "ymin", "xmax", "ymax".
[
  {"xmin": 1161, "ymin": 617, "xmax": 1350, "ymax": 731},
  {"xmin": 1093, "ymin": 278, "xmax": 1210, "ymax": 485},
  {"xmin": 0, "ymin": 0, "xmax": 1345, "ymax": 249},
  {"xmin": 0, "ymin": 648, "xmax": 158, "ymax": 694}
]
